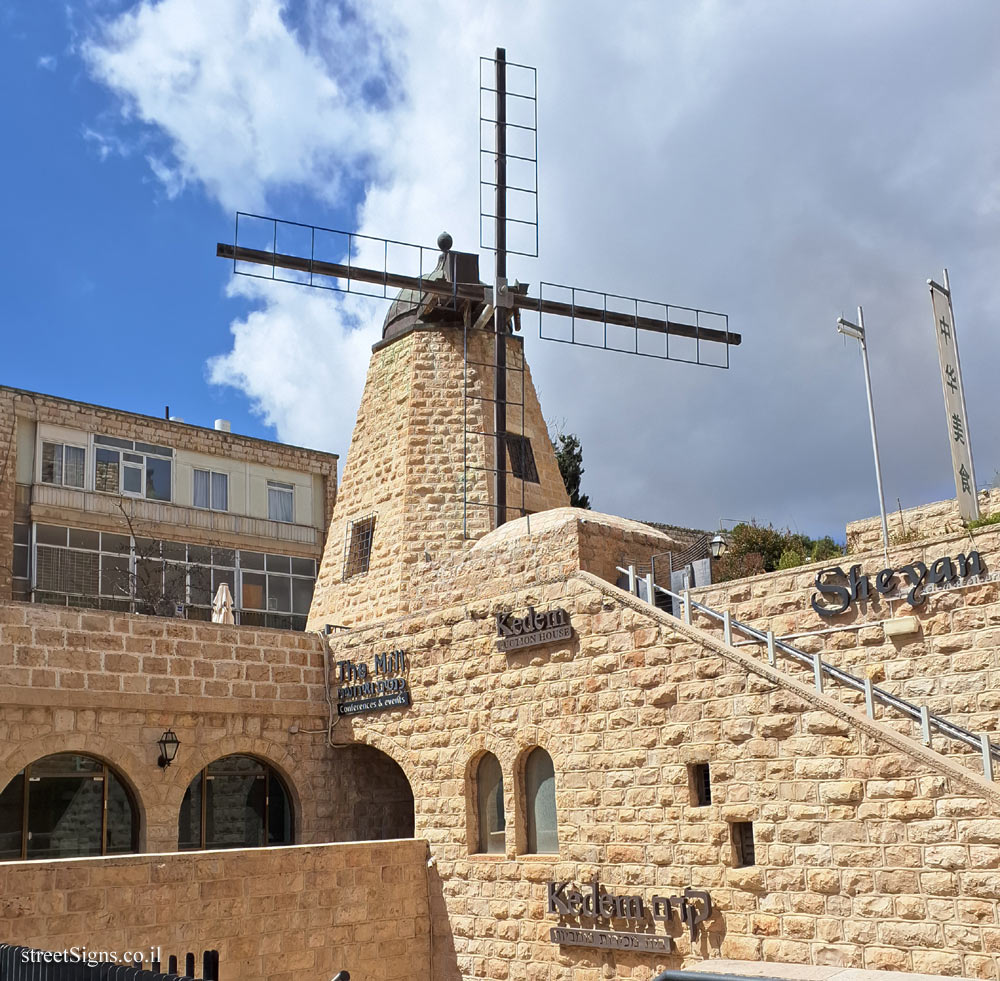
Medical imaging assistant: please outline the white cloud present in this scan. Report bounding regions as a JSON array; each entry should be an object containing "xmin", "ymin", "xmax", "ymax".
[
  {"xmin": 206, "ymin": 278, "xmax": 380, "ymax": 453},
  {"xmin": 37, "ymin": 54, "xmax": 57, "ymax": 71},
  {"xmin": 82, "ymin": 0, "xmax": 392, "ymax": 213},
  {"xmin": 83, "ymin": 0, "xmax": 1000, "ymax": 536}
]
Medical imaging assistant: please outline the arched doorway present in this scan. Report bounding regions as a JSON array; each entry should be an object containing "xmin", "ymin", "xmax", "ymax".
[
  {"xmin": 0, "ymin": 753, "xmax": 138, "ymax": 860},
  {"xmin": 178, "ymin": 754, "xmax": 293, "ymax": 850},
  {"xmin": 337, "ymin": 746, "xmax": 414, "ymax": 841}
]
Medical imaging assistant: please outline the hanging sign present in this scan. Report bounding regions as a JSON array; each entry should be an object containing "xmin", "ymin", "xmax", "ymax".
[
  {"xmin": 929, "ymin": 276, "xmax": 979, "ymax": 522},
  {"xmin": 336, "ymin": 649, "xmax": 410, "ymax": 715}
]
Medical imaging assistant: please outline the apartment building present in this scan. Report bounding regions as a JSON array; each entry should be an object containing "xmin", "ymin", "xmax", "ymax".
[{"xmin": 1, "ymin": 386, "xmax": 337, "ymax": 631}]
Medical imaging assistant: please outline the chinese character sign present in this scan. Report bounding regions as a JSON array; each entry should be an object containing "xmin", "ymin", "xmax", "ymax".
[{"xmin": 930, "ymin": 277, "xmax": 979, "ymax": 522}]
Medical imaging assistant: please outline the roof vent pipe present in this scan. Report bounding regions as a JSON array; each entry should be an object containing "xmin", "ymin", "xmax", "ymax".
[{"xmin": 214, "ymin": 419, "xmax": 231, "ymax": 433}]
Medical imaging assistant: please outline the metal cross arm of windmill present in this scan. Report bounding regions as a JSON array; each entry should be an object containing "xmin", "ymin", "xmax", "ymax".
[{"xmin": 215, "ymin": 233, "xmax": 741, "ymax": 350}]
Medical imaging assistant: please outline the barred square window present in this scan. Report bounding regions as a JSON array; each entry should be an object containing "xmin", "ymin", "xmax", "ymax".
[
  {"xmin": 690, "ymin": 763, "xmax": 711, "ymax": 807},
  {"xmin": 731, "ymin": 821, "xmax": 755, "ymax": 867},
  {"xmin": 506, "ymin": 434, "xmax": 539, "ymax": 483},
  {"xmin": 343, "ymin": 514, "xmax": 376, "ymax": 580}
]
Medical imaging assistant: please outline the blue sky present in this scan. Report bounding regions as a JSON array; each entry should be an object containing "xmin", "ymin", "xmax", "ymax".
[
  {"xmin": 1, "ymin": 1, "xmax": 360, "ymax": 439},
  {"xmin": 3, "ymin": 2, "xmax": 1000, "ymax": 538}
]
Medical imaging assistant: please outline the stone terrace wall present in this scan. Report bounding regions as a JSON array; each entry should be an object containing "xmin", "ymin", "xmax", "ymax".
[
  {"xmin": 847, "ymin": 489, "xmax": 1000, "ymax": 552},
  {"xmin": 0, "ymin": 602, "xmax": 397, "ymax": 852},
  {"xmin": 689, "ymin": 522, "xmax": 1000, "ymax": 764},
  {"xmin": 0, "ymin": 839, "xmax": 430, "ymax": 981},
  {"xmin": 328, "ymin": 569, "xmax": 1000, "ymax": 979}
]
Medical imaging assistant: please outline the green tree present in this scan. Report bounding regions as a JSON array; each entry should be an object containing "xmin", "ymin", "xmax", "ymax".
[
  {"xmin": 713, "ymin": 521, "xmax": 845, "ymax": 583},
  {"xmin": 551, "ymin": 432, "xmax": 591, "ymax": 509}
]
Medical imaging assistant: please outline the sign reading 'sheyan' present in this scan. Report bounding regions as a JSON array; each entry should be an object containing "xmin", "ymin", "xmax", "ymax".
[
  {"xmin": 811, "ymin": 550, "xmax": 985, "ymax": 618},
  {"xmin": 495, "ymin": 606, "xmax": 572, "ymax": 652}
]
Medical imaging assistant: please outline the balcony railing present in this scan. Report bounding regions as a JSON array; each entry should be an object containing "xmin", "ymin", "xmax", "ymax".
[{"xmin": 24, "ymin": 482, "xmax": 321, "ymax": 547}]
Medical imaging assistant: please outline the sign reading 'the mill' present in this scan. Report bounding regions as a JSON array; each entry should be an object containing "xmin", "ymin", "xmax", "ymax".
[
  {"xmin": 496, "ymin": 607, "xmax": 572, "ymax": 652},
  {"xmin": 336, "ymin": 649, "xmax": 410, "ymax": 716}
]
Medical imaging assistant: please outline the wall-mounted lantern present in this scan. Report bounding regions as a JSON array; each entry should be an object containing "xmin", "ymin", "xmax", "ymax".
[
  {"xmin": 709, "ymin": 533, "xmax": 728, "ymax": 560},
  {"xmin": 157, "ymin": 729, "xmax": 180, "ymax": 769}
]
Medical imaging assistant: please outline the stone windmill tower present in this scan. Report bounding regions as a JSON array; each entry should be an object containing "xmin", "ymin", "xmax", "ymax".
[{"xmin": 305, "ymin": 237, "xmax": 570, "ymax": 629}]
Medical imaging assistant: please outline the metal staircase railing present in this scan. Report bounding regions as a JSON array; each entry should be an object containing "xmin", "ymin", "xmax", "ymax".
[{"xmin": 617, "ymin": 565, "xmax": 1000, "ymax": 781}]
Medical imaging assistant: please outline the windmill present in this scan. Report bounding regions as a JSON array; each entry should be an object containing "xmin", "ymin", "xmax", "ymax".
[{"xmin": 217, "ymin": 49, "xmax": 740, "ymax": 540}]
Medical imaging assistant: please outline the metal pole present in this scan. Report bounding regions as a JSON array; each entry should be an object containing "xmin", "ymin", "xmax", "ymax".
[
  {"xmin": 493, "ymin": 47, "xmax": 508, "ymax": 528},
  {"xmin": 856, "ymin": 306, "xmax": 891, "ymax": 566}
]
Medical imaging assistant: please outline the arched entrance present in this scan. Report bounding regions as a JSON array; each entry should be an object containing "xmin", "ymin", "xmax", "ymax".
[{"xmin": 337, "ymin": 745, "xmax": 414, "ymax": 841}]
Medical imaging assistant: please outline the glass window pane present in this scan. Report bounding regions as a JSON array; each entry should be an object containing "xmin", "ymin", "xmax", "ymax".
[
  {"xmin": 477, "ymin": 753, "xmax": 505, "ymax": 854},
  {"xmin": 193, "ymin": 469, "xmax": 210, "ymax": 509},
  {"xmin": 205, "ymin": 772, "xmax": 266, "ymax": 849},
  {"xmin": 211, "ymin": 472, "xmax": 228, "ymax": 511},
  {"xmin": 188, "ymin": 544, "xmax": 212, "ymax": 564},
  {"xmin": 123, "ymin": 452, "xmax": 143, "ymax": 464},
  {"xmin": 135, "ymin": 442, "xmax": 172, "ymax": 457},
  {"xmin": 13, "ymin": 545, "xmax": 28, "ymax": 579},
  {"xmin": 123, "ymin": 463, "xmax": 142, "ymax": 494},
  {"xmin": 267, "ymin": 485, "xmax": 293, "ymax": 523},
  {"xmin": 526, "ymin": 748, "xmax": 559, "ymax": 854},
  {"xmin": 292, "ymin": 578, "xmax": 314, "ymax": 615},
  {"xmin": 240, "ymin": 550, "xmax": 264, "ymax": 570},
  {"xmin": 145, "ymin": 458, "xmax": 172, "ymax": 501},
  {"xmin": 267, "ymin": 575, "xmax": 291, "ymax": 612},
  {"xmin": 0, "ymin": 772, "xmax": 24, "ymax": 860},
  {"xmin": 165, "ymin": 563, "xmax": 186, "ymax": 606},
  {"xmin": 291, "ymin": 557, "xmax": 315, "ymax": 577},
  {"xmin": 213, "ymin": 547, "xmax": 236, "ymax": 567},
  {"xmin": 26, "ymin": 765, "xmax": 103, "ymax": 858},
  {"xmin": 37, "ymin": 524, "xmax": 68, "ymax": 547},
  {"xmin": 41, "ymin": 442, "xmax": 63, "ymax": 485},
  {"xmin": 101, "ymin": 555, "xmax": 131, "ymax": 597},
  {"xmin": 63, "ymin": 446, "xmax": 85, "ymax": 488},
  {"xmin": 213, "ymin": 568, "xmax": 236, "ymax": 595},
  {"xmin": 69, "ymin": 528, "xmax": 100, "ymax": 550},
  {"xmin": 105, "ymin": 771, "xmax": 135, "ymax": 854},
  {"xmin": 242, "ymin": 572, "xmax": 266, "ymax": 610},
  {"xmin": 162, "ymin": 541, "xmax": 186, "ymax": 561},
  {"xmin": 95, "ymin": 435, "xmax": 132, "ymax": 450},
  {"xmin": 268, "ymin": 773, "xmax": 292, "ymax": 845},
  {"xmin": 13, "ymin": 524, "xmax": 29, "ymax": 546},
  {"xmin": 179, "ymin": 777, "xmax": 202, "ymax": 851},
  {"xmin": 95, "ymin": 448, "xmax": 120, "ymax": 493},
  {"xmin": 135, "ymin": 558, "xmax": 163, "ymax": 607},
  {"xmin": 189, "ymin": 564, "xmax": 212, "ymax": 606},
  {"xmin": 265, "ymin": 554, "xmax": 291, "ymax": 573},
  {"xmin": 101, "ymin": 532, "xmax": 131, "ymax": 555}
]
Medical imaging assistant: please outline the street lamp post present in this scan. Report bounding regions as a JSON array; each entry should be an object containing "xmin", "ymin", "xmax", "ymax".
[{"xmin": 837, "ymin": 307, "xmax": 890, "ymax": 566}]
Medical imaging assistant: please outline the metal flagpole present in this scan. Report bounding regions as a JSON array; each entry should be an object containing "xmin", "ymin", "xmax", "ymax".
[{"xmin": 837, "ymin": 307, "xmax": 890, "ymax": 566}]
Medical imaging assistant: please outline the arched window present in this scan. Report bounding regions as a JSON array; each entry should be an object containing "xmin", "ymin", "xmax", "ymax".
[
  {"xmin": 0, "ymin": 753, "xmax": 137, "ymax": 861},
  {"xmin": 179, "ymin": 755, "xmax": 292, "ymax": 851},
  {"xmin": 525, "ymin": 747, "xmax": 558, "ymax": 854},
  {"xmin": 476, "ymin": 752, "xmax": 505, "ymax": 854}
]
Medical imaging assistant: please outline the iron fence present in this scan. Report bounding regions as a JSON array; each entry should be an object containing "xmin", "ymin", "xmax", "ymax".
[{"xmin": 0, "ymin": 945, "xmax": 219, "ymax": 981}]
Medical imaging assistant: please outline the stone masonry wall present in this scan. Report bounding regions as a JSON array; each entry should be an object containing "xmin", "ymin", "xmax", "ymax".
[
  {"xmin": 0, "ymin": 603, "xmax": 402, "ymax": 852},
  {"xmin": 0, "ymin": 840, "xmax": 430, "ymax": 981},
  {"xmin": 324, "ymin": 559, "xmax": 1000, "ymax": 980},
  {"xmin": 846, "ymin": 489, "xmax": 1000, "ymax": 552},
  {"xmin": 688, "ymin": 522, "xmax": 1000, "ymax": 766}
]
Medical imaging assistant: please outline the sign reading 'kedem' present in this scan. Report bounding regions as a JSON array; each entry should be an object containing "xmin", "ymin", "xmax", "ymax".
[{"xmin": 496, "ymin": 606, "xmax": 572, "ymax": 652}]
